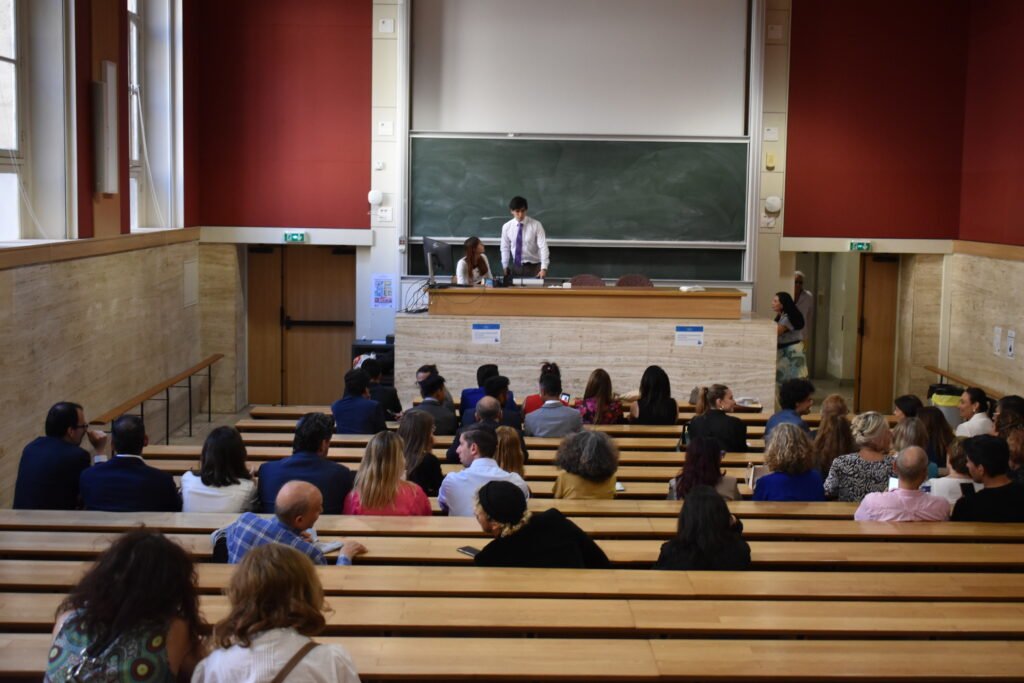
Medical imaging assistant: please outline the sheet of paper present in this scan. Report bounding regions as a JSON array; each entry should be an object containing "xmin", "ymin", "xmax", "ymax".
[
  {"xmin": 472, "ymin": 323, "xmax": 501, "ymax": 344},
  {"xmin": 371, "ymin": 273, "xmax": 396, "ymax": 309},
  {"xmin": 994, "ymin": 326, "xmax": 1003, "ymax": 356},
  {"xmin": 675, "ymin": 325, "xmax": 704, "ymax": 347}
]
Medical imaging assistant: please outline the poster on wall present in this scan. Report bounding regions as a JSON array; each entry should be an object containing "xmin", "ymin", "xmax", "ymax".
[{"xmin": 372, "ymin": 274, "xmax": 396, "ymax": 309}]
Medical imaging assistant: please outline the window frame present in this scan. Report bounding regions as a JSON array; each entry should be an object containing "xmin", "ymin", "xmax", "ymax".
[
  {"xmin": 127, "ymin": 0, "xmax": 145, "ymax": 230},
  {"xmin": 0, "ymin": 0, "xmax": 27, "ymax": 241}
]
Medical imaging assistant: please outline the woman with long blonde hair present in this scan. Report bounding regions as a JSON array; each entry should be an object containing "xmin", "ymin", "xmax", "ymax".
[
  {"xmin": 343, "ymin": 431, "xmax": 431, "ymax": 516},
  {"xmin": 494, "ymin": 426, "xmax": 526, "ymax": 477},
  {"xmin": 194, "ymin": 544, "xmax": 359, "ymax": 682},
  {"xmin": 812, "ymin": 394, "xmax": 854, "ymax": 476},
  {"xmin": 754, "ymin": 423, "xmax": 824, "ymax": 501}
]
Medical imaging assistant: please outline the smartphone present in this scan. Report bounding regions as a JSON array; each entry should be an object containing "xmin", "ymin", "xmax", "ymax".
[
  {"xmin": 560, "ymin": 393, "xmax": 571, "ymax": 403},
  {"xmin": 456, "ymin": 545, "xmax": 480, "ymax": 558}
]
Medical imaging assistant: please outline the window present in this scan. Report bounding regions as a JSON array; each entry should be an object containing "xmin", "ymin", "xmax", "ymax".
[
  {"xmin": 128, "ymin": 0, "xmax": 142, "ymax": 230},
  {"xmin": 0, "ymin": 0, "xmax": 20, "ymax": 240}
]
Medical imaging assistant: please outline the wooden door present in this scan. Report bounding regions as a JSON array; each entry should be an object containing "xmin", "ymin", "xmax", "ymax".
[
  {"xmin": 247, "ymin": 247, "xmax": 283, "ymax": 404},
  {"xmin": 854, "ymin": 254, "xmax": 899, "ymax": 413},
  {"xmin": 282, "ymin": 247, "xmax": 357, "ymax": 404}
]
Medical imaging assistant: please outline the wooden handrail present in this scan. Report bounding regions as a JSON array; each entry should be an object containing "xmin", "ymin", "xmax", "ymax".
[
  {"xmin": 923, "ymin": 365, "xmax": 1004, "ymax": 401},
  {"xmin": 90, "ymin": 354, "xmax": 225, "ymax": 426}
]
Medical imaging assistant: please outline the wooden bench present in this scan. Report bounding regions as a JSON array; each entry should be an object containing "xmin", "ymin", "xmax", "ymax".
[
  {"xmin": 141, "ymin": 444, "xmax": 767, "ymax": 466},
  {"xmin": 0, "ymin": 511, "xmax": 1020, "ymax": 542},
  {"xmin": 2, "ymin": 530, "xmax": 1022, "ymax": 569},
  {"xmin": 4, "ymin": 633, "xmax": 1024, "ymax": 680},
  {"xmin": 925, "ymin": 365, "xmax": 1004, "ymax": 400},
  {"xmin": 89, "ymin": 354, "xmax": 225, "ymax": 444}
]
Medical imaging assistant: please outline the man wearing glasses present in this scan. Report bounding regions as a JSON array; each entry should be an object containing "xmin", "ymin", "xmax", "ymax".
[{"xmin": 13, "ymin": 401, "xmax": 109, "ymax": 509}]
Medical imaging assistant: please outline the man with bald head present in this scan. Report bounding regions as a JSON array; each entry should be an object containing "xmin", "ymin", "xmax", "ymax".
[
  {"xmin": 446, "ymin": 394, "xmax": 528, "ymax": 462},
  {"xmin": 854, "ymin": 446, "xmax": 951, "ymax": 521},
  {"xmin": 224, "ymin": 480, "xmax": 367, "ymax": 564}
]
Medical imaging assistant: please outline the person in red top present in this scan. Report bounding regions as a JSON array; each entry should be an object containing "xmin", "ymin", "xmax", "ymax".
[
  {"xmin": 523, "ymin": 362, "xmax": 566, "ymax": 416},
  {"xmin": 343, "ymin": 432, "xmax": 431, "ymax": 516}
]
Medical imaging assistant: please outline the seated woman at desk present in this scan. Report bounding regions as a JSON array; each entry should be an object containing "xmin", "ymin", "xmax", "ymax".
[{"xmin": 455, "ymin": 236, "xmax": 491, "ymax": 285}]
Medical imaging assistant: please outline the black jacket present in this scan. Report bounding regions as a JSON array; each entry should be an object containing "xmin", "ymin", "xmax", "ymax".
[
  {"xmin": 685, "ymin": 410, "xmax": 748, "ymax": 453},
  {"xmin": 474, "ymin": 509, "xmax": 610, "ymax": 569}
]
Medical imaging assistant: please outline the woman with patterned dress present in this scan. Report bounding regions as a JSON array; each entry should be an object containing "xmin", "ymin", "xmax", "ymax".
[
  {"xmin": 46, "ymin": 529, "xmax": 205, "ymax": 682},
  {"xmin": 824, "ymin": 411, "xmax": 896, "ymax": 502}
]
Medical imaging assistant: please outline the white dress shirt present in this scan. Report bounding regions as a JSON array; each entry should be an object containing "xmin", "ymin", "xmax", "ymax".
[
  {"xmin": 500, "ymin": 216, "xmax": 549, "ymax": 270},
  {"xmin": 192, "ymin": 627, "xmax": 360, "ymax": 683},
  {"xmin": 180, "ymin": 471, "xmax": 257, "ymax": 513},
  {"xmin": 456, "ymin": 254, "xmax": 491, "ymax": 285},
  {"xmin": 926, "ymin": 476, "xmax": 983, "ymax": 506},
  {"xmin": 438, "ymin": 457, "xmax": 530, "ymax": 516},
  {"xmin": 955, "ymin": 412, "xmax": 994, "ymax": 437}
]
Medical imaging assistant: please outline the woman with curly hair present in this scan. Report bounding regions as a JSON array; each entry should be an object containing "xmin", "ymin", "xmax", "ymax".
[
  {"xmin": 667, "ymin": 436, "xmax": 740, "ymax": 501},
  {"xmin": 552, "ymin": 430, "xmax": 619, "ymax": 499},
  {"xmin": 754, "ymin": 423, "xmax": 825, "ymax": 501},
  {"xmin": 472, "ymin": 480, "xmax": 610, "ymax": 568},
  {"xmin": 824, "ymin": 411, "xmax": 895, "ymax": 502},
  {"xmin": 812, "ymin": 394, "xmax": 854, "ymax": 476},
  {"xmin": 46, "ymin": 529, "xmax": 205, "ymax": 682},
  {"xmin": 194, "ymin": 543, "xmax": 359, "ymax": 682}
]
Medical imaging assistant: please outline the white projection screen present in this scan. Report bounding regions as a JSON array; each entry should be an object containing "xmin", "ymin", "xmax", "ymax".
[{"xmin": 411, "ymin": 0, "xmax": 751, "ymax": 137}]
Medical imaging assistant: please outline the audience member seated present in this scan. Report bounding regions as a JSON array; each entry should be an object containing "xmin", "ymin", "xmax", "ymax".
[
  {"xmin": 1008, "ymin": 428, "xmax": 1024, "ymax": 485},
  {"xmin": 494, "ymin": 426, "xmax": 527, "ymax": 477},
  {"xmin": 927, "ymin": 438, "xmax": 983, "ymax": 505},
  {"xmin": 79, "ymin": 415, "xmax": 180, "ymax": 512},
  {"xmin": 654, "ymin": 485, "xmax": 751, "ymax": 571},
  {"xmin": 181, "ymin": 426, "xmax": 256, "ymax": 513},
  {"xmin": 951, "ymin": 435, "xmax": 1024, "ymax": 522},
  {"xmin": 855, "ymin": 447, "xmax": 950, "ymax": 521},
  {"xmin": 956, "ymin": 387, "xmax": 994, "ymax": 437},
  {"xmin": 484, "ymin": 375, "xmax": 525, "ymax": 431},
  {"xmin": 14, "ymin": 401, "xmax": 106, "ymax": 510},
  {"xmin": 993, "ymin": 395, "xmax": 1024, "ymax": 429},
  {"xmin": 824, "ymin": 411, "xmax": 895, "ymax": 502},
  {"xmin": 754, "ymin": 423, "xmax": 825, "ymax": 501},
  {"xmin": 893, "ymin": 394, "xmax": 924, "ymax": 422},
  {"xmin": 438, "ymin": 424, "xmax": 529, "ymax": 516},
  {"xmin": 460, "ymin": 364, "xmax": 516, "ymax": 426},
  {"xmin": 46, "ymin": 529, "xmax": 205, "ymax": 681},
  {"xmin": 629, "ymin": 365, "xmax": 679, "ymax": 425},
  {"xmin": 344, "ymin": 431, "xmax": 431, "ymax": 516},
  {"xmin": 918, "ymin": 406, "xmax": 957, "ymax": 472},
  {"xmin": 410, "ymin": 373, "xmax": 458, "ymax": 436},
  {"xmin": 993, "ymin": 405, "xmax": 1024, "ymax": 439},
  {"xmin": 812, "ymin": 394, "xmax": 854, "ymax": 477},
  {"xmin": 765, "ymin": 378, "xmax": 815, "ymax": 441},
  {"xmin": 553, "ymin": 430, "xmax": 619, "ymax": 499},
  {"xmin": 362, "ymin": 357, "xmax": 402, "ymax": 420},
  {"xmin": 685, "ymin": 384, "xmax": 747, "ymax": 452},
  {"xmin": 472, "ymin": 481, "xmax": 611, "ymax": 569},
  {"xmin": 524, "ymin": 373, "xmax": 583, "ymax": 437},
  {"xmin": 398, "ymin": 410, "xmax": 443, "ymax": 497},
  {"xmin": 256, "ymin": 413, "xmax": 353, "ymax": 514},
  {"xmin": 415, "ymin": 364, "xmax": 456, "ymax": 412},
  {"xmin": 574, "ymin": 368, "xmax": 625, "ymax": 425},
  {"xmin": 447, "ymin": 396, "xmax": 529, "ymax": 462},
  {"xmin": 194, "ymin": 543, "xmax": 359, "ymax": 683},
  {"xmin": 891, "ymin": 417, "xmax": 939, "ymax": 478},
  {"xmin": 330, "ymin": 368, "xmax": 388, "ymax": 435},
  {"xmin": 522, "ymin": 362, "xmax": 562, "ymax": 416},
  {"xmin": 226, "ymin": 481, "xmax": 367, "ymax": 565},
  {"xmin": 667, "ymin": 436, "xmax": 741, "ymax": 501}
]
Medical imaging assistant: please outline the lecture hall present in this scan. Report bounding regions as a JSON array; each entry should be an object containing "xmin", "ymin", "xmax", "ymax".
[{"xmin": 2, "ymin": 0, "xmax": 1024, "ymax": 680}]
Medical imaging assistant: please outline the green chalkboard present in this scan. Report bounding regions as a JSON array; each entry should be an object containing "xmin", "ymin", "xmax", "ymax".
[{"xmin": 411, "ymin": 138, "xmax": 748, "ymax": 242}]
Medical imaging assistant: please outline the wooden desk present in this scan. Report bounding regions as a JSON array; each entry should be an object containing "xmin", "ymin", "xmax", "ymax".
[{"xmin": 428, "ymin": 286, "xmax": 746, "ymax": 319}]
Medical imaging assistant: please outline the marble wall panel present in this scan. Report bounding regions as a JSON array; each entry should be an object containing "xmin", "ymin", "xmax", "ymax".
[
  {"xmin": 0, "ymin": 242, "xmax": 202, "ymax": 506},
  {"xmin": 894, "ymin": 254, "xmax": 943, "ymax": 398},
  {"xmin": 394, "ymin": 314, "xmax": 777, "ymax": 410},
  {"xmin": 199, "ymin": 244, "xmax": 247, "ymax": 413}
]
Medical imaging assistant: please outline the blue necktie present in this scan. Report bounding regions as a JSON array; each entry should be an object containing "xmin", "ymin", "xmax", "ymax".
[{"xmin": 514, "ymin": 223, "xmax": 523, "ymax": 268}]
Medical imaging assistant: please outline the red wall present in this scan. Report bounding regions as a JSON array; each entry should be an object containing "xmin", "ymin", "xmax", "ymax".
[
  {"xmin": 186, "ymin": 0, "xmax": 371, "ymax": 229},
  {"xmin": 785, "ymin": 0, "xmax": 968, "ymax": 239},
  {"xmin": 958, "ymin": 0, "xmax": 1024, "ymax": 246}
]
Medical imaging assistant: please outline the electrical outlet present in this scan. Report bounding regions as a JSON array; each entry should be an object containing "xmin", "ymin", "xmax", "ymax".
[{"xmin": 377, "ymin": 207, "xmax": 393, "ymax": 222}]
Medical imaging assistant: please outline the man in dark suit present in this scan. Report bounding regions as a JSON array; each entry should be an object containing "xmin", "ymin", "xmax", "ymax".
[
  {"xmin": 461, "ymin": 366, "xmax": 519, "ymax": 428},
  {"xmin": 362, "ymin": 357, "xmax": 402, "ymax": 420},
  {"xmin": 484, "ymin": 375, "xmax": 523, "ymax": 430},
  {"xmin": 410, "ymin": 373, "xmax": 458, "ymax": 435},
  {"xmin": 331, "ymin": 368, "xmax": 388, "ymax": 435},
  {"xmin": 256, "ymin": 412, "xmax": 354, "ymax": 514},
  {"xmin": 79, "ymin": 415, "xmax": 180, "ymax": 512},
  {"xmin": 446, "ymin": 395, "xmax": 528, "ymax": 463},
  {"xmin": 14, "ymin": 401, "xmax": 107, "ymax": 509}
]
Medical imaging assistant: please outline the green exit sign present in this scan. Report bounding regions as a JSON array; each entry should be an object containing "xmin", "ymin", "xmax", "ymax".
[
  {"xmin": 849, "ymin": 241, "xmax": 872, "ymax": 252},
  {"xmin": 284, "ymin": 231, "xmax": 307, "ymax": 243}
]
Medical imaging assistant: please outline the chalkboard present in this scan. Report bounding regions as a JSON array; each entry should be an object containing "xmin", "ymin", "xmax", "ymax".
[{"xmin": 411, "ymin": 138, "xmax": 748, "ymax": 242}]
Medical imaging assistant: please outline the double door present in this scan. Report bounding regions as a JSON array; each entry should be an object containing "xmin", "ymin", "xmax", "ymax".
[{"xmin": 248, "ymin": 246, "xmax": 356, "ymax": 405}]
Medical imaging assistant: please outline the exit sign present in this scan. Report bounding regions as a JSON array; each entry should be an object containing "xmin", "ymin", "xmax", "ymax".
[
  {"xmin": 849, "ymin": 241, "xmax": 872, "ymax": 252},
  {"xmin": 284, "ymin": 231, "xmax": 307, "ymax": 243}
]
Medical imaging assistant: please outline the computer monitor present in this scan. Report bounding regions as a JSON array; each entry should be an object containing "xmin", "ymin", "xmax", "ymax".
[{"xmin": 423, "ymin": 237, "xmax": 454, "ymax": 286}]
